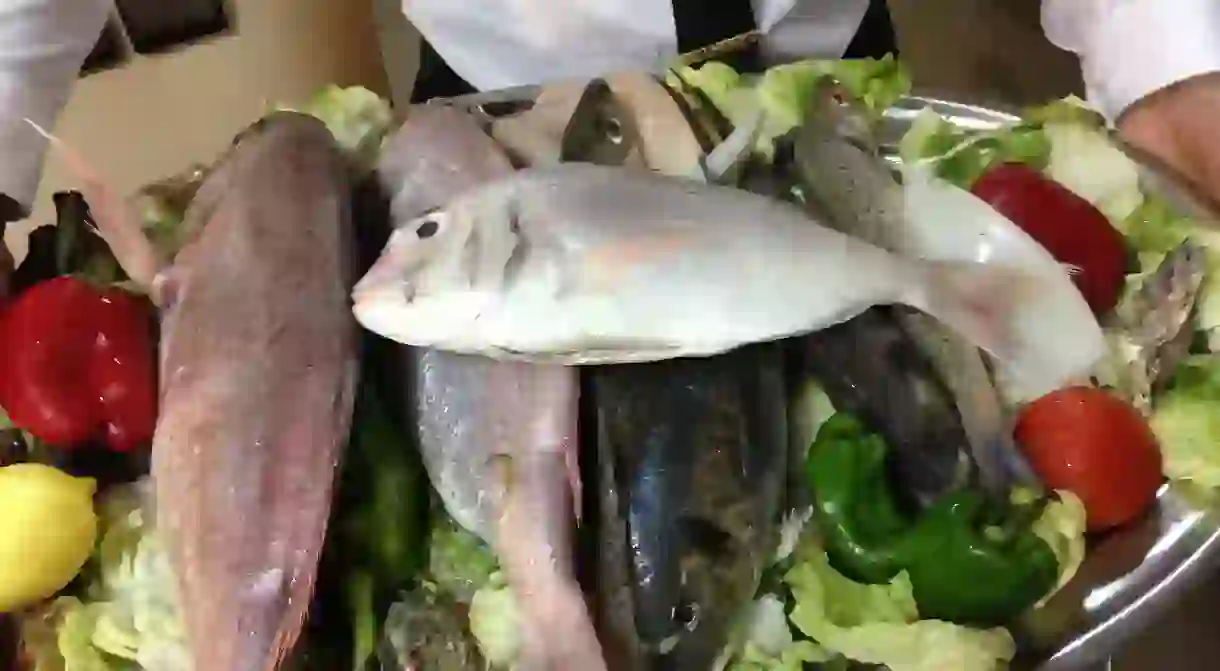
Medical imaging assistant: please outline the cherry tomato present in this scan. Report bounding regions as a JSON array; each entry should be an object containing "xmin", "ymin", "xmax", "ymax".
[
  {"xmin": 972, "ymin": 163, "xmax": 1128, "ymax": 316},
  {"xmin": 1015, "ymin": 386, "xmax": 1163, "ymax": 531}
]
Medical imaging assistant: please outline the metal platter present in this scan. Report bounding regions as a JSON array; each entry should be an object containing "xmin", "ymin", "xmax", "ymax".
[{"xmin": 430, "ymin": 85, "xmax": 1220, "ymax": 671}]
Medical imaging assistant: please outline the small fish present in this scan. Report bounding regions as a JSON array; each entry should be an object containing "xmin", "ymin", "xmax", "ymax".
[
  {"xmin": 793, "ymin": 99, "xmax": 1044, "ymax": 493},
  {"xmin": 43, "ymin": 113, "xmax": 360, "ymax": 670},
  {"xmin": 380, "ymin": 105, "xmax": 606, "ymax": 671},
  {"xmin": 355, "ymin": 162, "xmax": 1067, "ymax": 389},
  {"xmin": 588, "ymin": 343, "xmax": 787, "ymax": 670},
  {"xmin": 793, "ymin": 308, "xmax": 978, "ymax": 508},
  {"xmin": 1108, "ymin": 241, "xmax": 1207, "ymax": 414}
]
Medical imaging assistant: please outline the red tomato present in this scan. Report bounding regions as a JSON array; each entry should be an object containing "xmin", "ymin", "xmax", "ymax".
[
  {"xmin": 0, "ymin": 276, "xmax": 157, "ymax": 452},
  {"xmin": 972, "ymin": 163, "xmax": 1128, "ymax": 316},
  {"xmin": 1015, "ymin": 386, "xmax": 1163, "ymax": 531}
]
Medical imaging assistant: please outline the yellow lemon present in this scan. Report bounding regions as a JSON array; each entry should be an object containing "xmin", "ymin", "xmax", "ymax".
[{"xmin": 0, "ymin": 464, "xmax": 98, "ymax": 612}]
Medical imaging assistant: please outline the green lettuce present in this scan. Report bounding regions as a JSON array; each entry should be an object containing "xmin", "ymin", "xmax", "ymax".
[
  {"xmin": 427, "ymin": 517, "xmax": 499, "ymax": 605},
  {"xmin": 20, "ymin": 481, "xmax": 189, "ymax": 671},
  {"xmin": 1152, "ymin": 355, "xmax": 1220, "ymax": 488},
  {"xmin": 783, "ymin": 542, "xmax": 1016, "ymax": 671},
  {"xmin": 277, "ymin": 85, "xmax": 393, "ymax": 171},
  {"xmin": 724, "ymin": 595, "xmax": 834, "ymax": 671},
  {"xmin": 898, "ymin": 108, "xmax": 1049, "ymax": 188},
  {"xmin": 668, "ymin": 56, "xmax": 911, "ymax": 160},
  {"xmin": 1029, "ymin": 490, "xmax": 1088, "ymax": 606},
  {"xmin": 468, "ymin": 573, "xmax": 522, "ymax": 669}
]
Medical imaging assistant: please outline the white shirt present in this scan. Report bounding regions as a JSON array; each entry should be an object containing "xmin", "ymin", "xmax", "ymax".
[{"xmin": 0, "ymin": 0, "xmax": 1216, "ymax": 215}]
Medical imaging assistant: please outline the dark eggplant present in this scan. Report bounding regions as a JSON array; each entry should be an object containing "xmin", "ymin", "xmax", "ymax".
[{"xmin": 587, "ymin": 343, "xmax": 787, "ymax": 670}]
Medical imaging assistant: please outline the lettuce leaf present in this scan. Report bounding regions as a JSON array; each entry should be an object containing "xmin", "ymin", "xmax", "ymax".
[
  {"xmin": 1152, "ymin": 355, "xmax": 1220, "ymax": 487},
  {"xmin": 898, "ymin": 109, "xmax": 1049, "ymax": 188},
  {"xmin": 277, "ymin": 85, "xmax": 393, "ymax": 171},
  {"xmin": 668, "ymin": 56, "xmax": 911, "ymax": 160},
  {"xmin": 468, "ymin": 573, "xmax": 521, "ymax": 669},
  {"xmin": 19, "ymin": 481, "xmax": 189, "ymax": 671},
  {"xmin": 1029, "ymin": 490, "xmax": 1088, "ymax": 606},
  {"xmin": 783, "ymin": 543, "xmax": 1015, "ymax": 671}
]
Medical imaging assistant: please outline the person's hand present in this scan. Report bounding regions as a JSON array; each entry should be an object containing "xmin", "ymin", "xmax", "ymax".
[{"xmin": 1118, "ymin": 73, "xmax": 1220, "ymax": 206}]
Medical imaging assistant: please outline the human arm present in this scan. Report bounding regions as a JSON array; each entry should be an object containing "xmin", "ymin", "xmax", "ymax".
[
  {"xmin": 1043, "ymin": 0, "xmax": 1220, "ymax": 203},
  {"xmin": 0, "ymin": 0, "xmax": 110, "ymax": 292}
]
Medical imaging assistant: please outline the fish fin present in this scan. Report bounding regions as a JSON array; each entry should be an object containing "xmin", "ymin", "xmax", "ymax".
[
  {"xmin": 915, "ymin": 260, "xmax": 1099, "ymax": 397},
  {"xmin": 26, "ymin": 119, "xmax": 163, "ymax": 293},
  {"xmin": 565, "ymin": 437, "xmax": 583, "ymax": 526}
]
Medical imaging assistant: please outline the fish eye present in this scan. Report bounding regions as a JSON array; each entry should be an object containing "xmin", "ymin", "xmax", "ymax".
[{"xmin": 415, "ymin": 218, "xmax": 440, "ymax": 239}]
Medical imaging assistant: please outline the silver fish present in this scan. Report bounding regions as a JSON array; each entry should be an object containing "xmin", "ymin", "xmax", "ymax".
[
  {"xmin": 354, "ymin": 162, "xmax": 1065, "ymax": 388},
  {"xmin": 793, "ymin": 97, "xmax": 1035, "ymax": 493},
  {"xmin": 380, "ymin": 105, "xmax": 606, "ymax": 671}
]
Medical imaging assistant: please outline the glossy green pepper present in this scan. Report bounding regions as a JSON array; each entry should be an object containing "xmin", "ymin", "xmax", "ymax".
[{"xmin": 807, "ymin": 413, "xmax": 1060, "ymax": 626}]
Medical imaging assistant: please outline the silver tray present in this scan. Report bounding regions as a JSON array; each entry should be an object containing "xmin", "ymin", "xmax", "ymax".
[{"xmin": 428, "ymin": 86, "xmax": 1220, "ymax": 671}]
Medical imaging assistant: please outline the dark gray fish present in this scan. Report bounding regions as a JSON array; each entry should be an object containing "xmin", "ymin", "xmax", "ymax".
[
  {"xmin": 794, "ymin": 308, "xmax": 977, "ymax": 509},
  {"xmin": 1109, "ymin": 241, "xmax": 1207, "ymax": 414},
  {"xmin": 791, "ymin": 92, "xmax": 1032, "ymax": 495},
  {"xmin": 588, "ymin": 343, "xmax": 787, "ymax": 670}
]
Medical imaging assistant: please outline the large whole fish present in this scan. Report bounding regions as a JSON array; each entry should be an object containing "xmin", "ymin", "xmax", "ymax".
[
  {"xmin": 50, "ymin": 112, "xmax": 359, "ymax": 670},
  {"xmin": 377, "ymin": 104, "xmax": 606, "ymax": 671},
  {"xmin": 588, "ymin": 343, "xmax": 787, "ymax": 670},
  {"xmin": 354, "ymin": 162, "xmax": 1069, "ymax": 390}
]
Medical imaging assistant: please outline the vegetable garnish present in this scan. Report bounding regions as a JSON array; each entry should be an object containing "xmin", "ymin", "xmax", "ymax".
[
  {"xmin": 808, "ymin": 414, "xmax": 1060, "ymax": 626},
  {"xmin": 0, "ymin": 276, "xmax": 157, "ymax": 453},
  {"xmin": 971, "ymin": 163, "xmax": 1128, "ymax": 315},
  {"xmin": 1016, "ymin": 387, "xmax": 1163, "ymax": 531}
]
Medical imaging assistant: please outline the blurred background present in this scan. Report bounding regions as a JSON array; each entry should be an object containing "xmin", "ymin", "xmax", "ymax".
[{"xmin": 10, "ymin": 1, "xmax": 1214, "ymax": 666}]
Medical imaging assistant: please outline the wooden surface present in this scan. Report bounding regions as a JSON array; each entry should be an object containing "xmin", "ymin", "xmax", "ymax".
[{"xmin": 888, "ymin": 0, "xmax": 1083, "ymax": 105}]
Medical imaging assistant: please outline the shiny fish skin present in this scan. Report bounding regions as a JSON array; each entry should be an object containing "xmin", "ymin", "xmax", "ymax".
[
  {"xmin": 355, "ymin": 163, "xmax": 1063, "ymax": 390},
  {"xmin": 589, "ymin": 343, "xmax": 787, "ymax": 670},
  {"xmin": 152, "ymin": 113, "xmax": 359, "ymax": 671},
  {"xmin": 379, "ymin": 105, "xmax": 606, "ymax": 671}
]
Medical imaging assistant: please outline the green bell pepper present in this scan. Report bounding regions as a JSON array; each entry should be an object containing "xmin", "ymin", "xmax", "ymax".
[{"xmin": 807, "ymin": 413, "xmax": 1060, "ymax": 626}]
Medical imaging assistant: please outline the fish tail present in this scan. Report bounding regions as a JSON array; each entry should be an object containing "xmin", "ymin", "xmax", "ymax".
[
  {"xmin": 913, "ymin": 260, "xmax": 1099, "ymax": 398},
  {"xmin": 25, "ymin": 119, "xmax": 165, "ymax": 298}
]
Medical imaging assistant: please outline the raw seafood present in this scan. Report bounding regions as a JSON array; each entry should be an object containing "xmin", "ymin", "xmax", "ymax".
[
  {"xmin": 793, "ymin": 100, "xmax": 1041, "ymax": 492},
  {"xmin": 1109, "ymin": 241, "xmax": 1207, "ymax": 414},
  {"xmin": 355, "ymin": 162, "xmax": 1066, "ymax": 393},
  {"xmin": 377, "ymin": 105, "xmax": 606, "ymax": 670},
  {"xmin": 794, "ymin": 307, "xmax": 977, "ymax": 508},
  {"xmin": 55, "ymin": 112, "xmax": 360, "ymax": 670},
  {"xmin": 588, "ymin": 343, "xmax": 787, "ymax": 669}
]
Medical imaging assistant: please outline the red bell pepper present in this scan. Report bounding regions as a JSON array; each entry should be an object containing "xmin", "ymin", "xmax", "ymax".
[
  {"xmin": 971, "ymin": 163, "xmax": 1128, "ymax": 316},
  {"xmin": 0, "ymin": 276, "xmax": 157, "ymax": 452}
]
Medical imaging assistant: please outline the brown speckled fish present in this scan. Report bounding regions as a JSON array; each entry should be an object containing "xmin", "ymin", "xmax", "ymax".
[{"xmin": 47, "ymin": 111, "xmax": 359, "ymax": 671}]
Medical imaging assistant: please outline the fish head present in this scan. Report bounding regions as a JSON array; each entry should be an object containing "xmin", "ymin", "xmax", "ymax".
[{"xmin": 352, "ymin": 181, "xmax": 522, "ymax": 348}]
